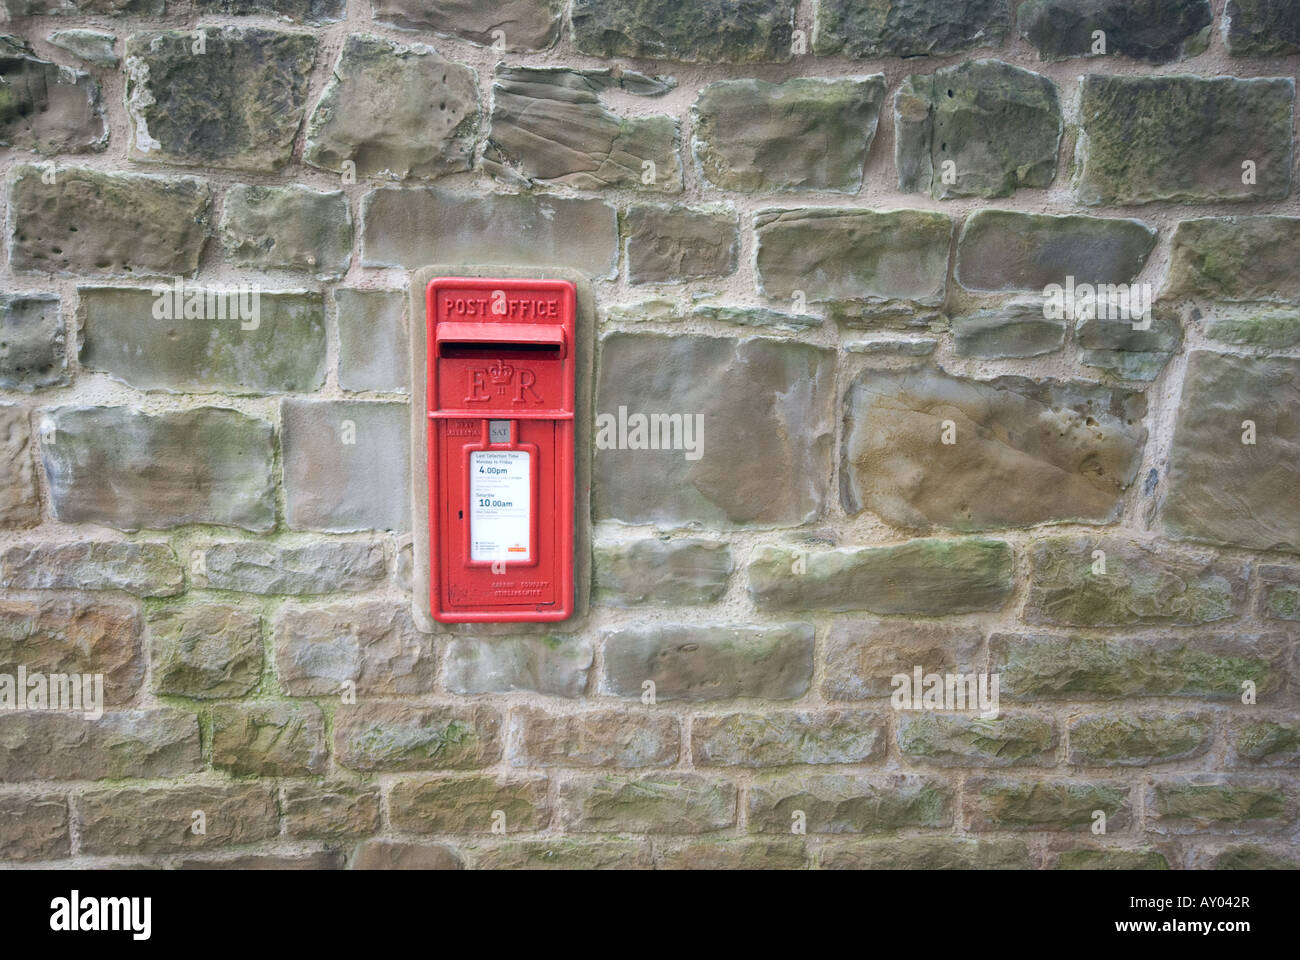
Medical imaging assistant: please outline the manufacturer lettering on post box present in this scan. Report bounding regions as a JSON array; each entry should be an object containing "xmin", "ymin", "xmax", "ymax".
[{"xmin": 425, "ymin": 277, "xmax": 575, "ymax": 622}]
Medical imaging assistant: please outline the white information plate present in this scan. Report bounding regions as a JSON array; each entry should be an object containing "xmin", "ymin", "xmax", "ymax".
[{"xmin": 469, "ymin": 450, "xmax": 532, "ymax": 563}]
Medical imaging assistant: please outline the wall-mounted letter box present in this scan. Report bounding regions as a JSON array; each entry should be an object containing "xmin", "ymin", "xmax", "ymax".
[{"xmin": 425, "ymin": 277, "xmax": 575, "ymax": 622}]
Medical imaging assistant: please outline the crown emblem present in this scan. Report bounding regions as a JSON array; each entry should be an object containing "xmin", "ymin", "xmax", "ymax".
[{"xmin": 488, "ymin": 359, "xmax": 514, "ymax": 394}]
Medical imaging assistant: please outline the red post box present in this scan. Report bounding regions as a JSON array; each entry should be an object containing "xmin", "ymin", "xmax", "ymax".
[{"xmin": 425, "ymin": 277, "xmax": 575, "ymax": 622}]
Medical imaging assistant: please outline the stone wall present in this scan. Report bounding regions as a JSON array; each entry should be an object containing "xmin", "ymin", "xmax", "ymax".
[{"xmin": 0, "ymin": 0, "xmax": 1298, "ymax": 870}]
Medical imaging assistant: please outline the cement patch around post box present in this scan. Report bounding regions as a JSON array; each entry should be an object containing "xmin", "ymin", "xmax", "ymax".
[{"xmin": 408, "ymin": 265, "xmax": 593, "ymax": 635}]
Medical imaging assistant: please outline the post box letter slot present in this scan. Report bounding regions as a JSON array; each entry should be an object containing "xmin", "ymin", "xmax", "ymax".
[
  {"xmin": 435, "ymin": 322, "xmax": 566, "ymax": 357},
  {"xmin": 439, "ymin": 342, "xmax": 561, "ymax": 358}
]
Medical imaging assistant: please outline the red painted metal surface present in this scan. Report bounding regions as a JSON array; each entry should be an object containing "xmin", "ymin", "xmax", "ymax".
[{"xmin": 426, "ymin": 277, "xmax": 575, "ymax": 622}]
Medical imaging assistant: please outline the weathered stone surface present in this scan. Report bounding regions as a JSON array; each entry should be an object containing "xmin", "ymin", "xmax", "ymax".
[
  {"xmin": 1198, "ymin": 844, "xmax": 1300, "ymax": 869},
  {"xmin": 8, "ymin": 165, "xmax": 210, "ymax": 276},
  {"xmin": 275, "ymin": 601, "xmax": 433, "ymax": 696},
  {"xmin": 1018, "ymin": 0, "xmax": 1211, "ymax": 62},
  {"xmin": 212, "ymin": 701, "xmax": 327, "ymax": 777},
  {"xmin": 219, "ymin": 185, "xmax": 351, "ymax": 277},
  {"xmin": 0, "ymin": 36, "xmax": 106, "ymax": 154},
  {"xmin": 1050, "ymin": 846, "xmax": 1170, "ymax": 870},
  {"xmin": 1225, "ymin": 0, "xmax": 1300, "ymax": 54},
  {"xmin": 0, "ymin": 597, "xmax": 143, "ymax": 707},
  {"xmin": 1259, "ymin": 566, "xmax": 1300, "ymax": 621},
  {"xmin": 899, "ymin": 713, "xmax": 1056, "ymax": 767},
  {"xmin": 605, "ymin": 299, "xmax": 681, "ymax": 324},
  {"xmin": 79, "ymin": 287, "xmax": 326, "ymax": 394},
  {"xmin": 749, "ymin": 540, "xmax": 1012, "ymax": 614},
  {"xmin": 284, "ymin": 783, "xmax": 381, "ymax": 839},
  {"xmin": 991, "ymin": 632, "xmax": 1289, "ymax": 701},
  {"xmin": 304, "ymin": 34, "xmax": 477, "ymax": 181},
  {"xmin": 0, "ymin": 407, "xmax": 40, "ymax": 528},
  {"xmin": 1069, "ymin": 712, "xmax": 1213, "ymax": 766},
  {"xmin": 594, "ymin": 334, "xmax": 834, "ymax": 526},
  {"xmin": 693, "ymin": 77, "xmax": 885, "ymax": 193},
  {"xmin": 334, "ymin": 702, "xmax": 501, "ymax": 772},
  {"xmin": 178, "ymin": 851, "xmax": 345, "ymax": 870},
  {"xmin": 8, "ymin": 0, "xmax": 1299, "ymax": 871},
  {"xmin": 509, "ymin": 707, "xmax": 679, "ymax": 768},
  {"xmin": 281, "ymin": 399, "xmax": 410, "ymax": 532},
  {"xmin": 1264, "ymin": 582, "xmax": 1300, "ymax": 623},
  {"xmin": 658, "ymin": 838, "xmax": 807, "ymax": 869},
  {"xmin": 149, "ymin": 604, "xmax": 262, "ymax": 699},
  {"xmin": 1161, "ymin": 352, "xmax": 1300, "ymax": 552},
  {"xmin": 748, "ymin": 774, "xmax": 952, "ymax": 833},
  {"xmin": 842, "ymin": 365, "xmax": 1147, "ymax": 531},
  {"xmin": 1074, "ymin": 75, "xmax": 1294, "ymax": 205},
  {"xmin": 956, "ymin": 210, "xmax": 1156, "ymax": 292},
  {"xmin": 1024, "ymin": 537, "xmax": 1243, "ymax": 627},
  {"xmin": 77, "ymin": 784, "xmax": 277, "ymax": 854},
  {"xmin": 602, "ymin": 623, "xmax": 814, "ymax": 702},
  {"xmin": 46, "ymin": 29, "xmax": 119, "ymax": 66},
  {"xmin": 571, "ymin": 0, "xmax": 794, "ymax": 62},
  {"xmin": 486, "ymin": 67, "xmax": 680, "ymax": 192},
  {"xmin": 468, "ymin": 839, "xmax": 650, "ymax": 870},
  {"xmin": 362, "ymin": 187, "xmax": 617, "ymax": 277},
  {"xmin": 845, "ymin": 337, "xmax": 938, "ymax": 356},
  {"xmin": 952, "ymin": 302, "xmax": 1065, "ymax": 358},
  {"xmin": 41, "ymin": 406, "xmax": 276, "ymax": 531},
  {"xmin": 390, "ymin": 775, "xmax": 549, "ymax": 833},
  {"xmin": 394, "ymin": 538, "xmax": 413, "ymax": 592},
  {"xmin": 0, "ymin": 709, "xmax": 200, "ymax": 780},
  {"xmin": 1206, "ymin": 310, "xmax": 1300, "ymax": 349},
  {"xmin": 966, "ymin": 778, "xmax": 1130, "ymax": 830},
  {"xmin": 3, "ymin": 0, "xmax": 163, "ymax": 13},
  {"xmin": 693, "ymin": 710, "xmax": 886, "ymax": 766},
  {"xmin": 756, "ymin": 208, "xmax": 952, "ymax": 304},
  {"xmin": 828, "ymin": 301, "xmax": 946, "ymax": 331},
  {"xmin": 814, "ymin": 0, "xmax": 1011, "ymax": 57},
  {"xmin": 0, "ymin": 540, "xmax": 182, "ymax": 596},
  {"xmin": 0, "ymin": 794, "xmax": 68, "ymax": 861},
  {"xmin": 444, "ymin": 636, "xmax": 592, "ymax": 698},
  {"xmin": 125, "ymin": 27, "xmax": 317, "ymax": 171},
  {"xmin": 624, "ymin": 205, "xmax": 738, "ymax": 284},
  {"xmin": 195, "ymin": 540, "xmax": 385, "ymax": 595},
  {"xmin": 820, "ymin": 837, "xmax": 1031, "ymax": 869},
  {"xmin": 372, "ymin": 0, "xmax": 562, "ymax": 50},
  {"xmin": 196, "ymin": 0, "xmax": 345, "ymax": 22},
  {"xmin": 1077, "ymin": 302, "xmax": 1181, "ymax": 382},
  {"xmin": 1148, "ymin": 778, "xmax": 1292, "ymax": 832},
  {"xmin": 1228, "ymin": 717, "xmax": 1300, "ymax": 767},
  {"xmin": 0, "ymin": 293, "xmax": 66, "ymax": 391},
  {"xmin": 594, "ymin": 539, "xmax": 731, "ymax": 606},
  {"xmin": 896, "ymin": 60, "xmax": 1060, "ymax": 199},
  {"xmin": 558, "ymin": 774, "xmax": 736, "ymax": 832},
  {"xmin": 690, "ymin": 304, "xmax": 821, "ymax": 330},
  {"xmin": 335, "ymin": 288, "xmax": 407, "ymax": 393},
  {"xmin": 1164, "ymin": 217, "xmax": 1300, "ymax": 304},
  {"xmin": 352, "ymin": 840, "xmax": 464, "ymax": 869},
  {"xmin": 823, "ymin": 621, "xmax": 984, "ymax": 700}
]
